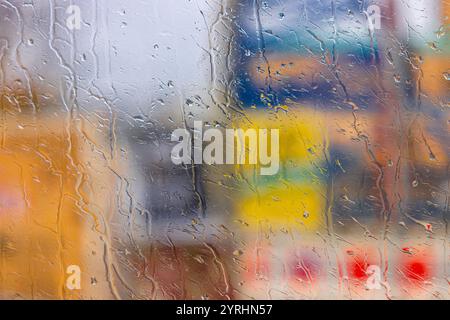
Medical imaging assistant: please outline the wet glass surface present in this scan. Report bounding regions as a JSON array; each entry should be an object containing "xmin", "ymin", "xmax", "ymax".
[{"xmin": 0, "ymin": 0, "xmax": 448, "ymax": 299}]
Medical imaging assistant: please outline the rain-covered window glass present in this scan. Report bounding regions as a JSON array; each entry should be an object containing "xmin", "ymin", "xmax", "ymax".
[{"xmin": 0, "ymin": 0, "xmax": 448, "ymax": 300}]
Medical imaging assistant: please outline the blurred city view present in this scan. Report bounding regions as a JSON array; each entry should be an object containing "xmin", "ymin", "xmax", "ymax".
[{"xmin": 0, "ymin": 0, "xmax": 448, "ymax": 299}]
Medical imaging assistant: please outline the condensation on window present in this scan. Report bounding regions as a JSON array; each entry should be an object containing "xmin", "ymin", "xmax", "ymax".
[{"xmin": 0, "ymin": 0, "xmax": 448, "ymax": 300}]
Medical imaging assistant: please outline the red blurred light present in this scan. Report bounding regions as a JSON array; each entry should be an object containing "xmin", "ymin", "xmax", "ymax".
[{"xmin": 404, "ymin": 261, "xmax": 428, "ymax": 281}]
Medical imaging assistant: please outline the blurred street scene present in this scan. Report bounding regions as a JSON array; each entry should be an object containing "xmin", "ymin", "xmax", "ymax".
[{"xmin": 0, "ymin": 0, "xmax": 448, "ymax": 299}]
